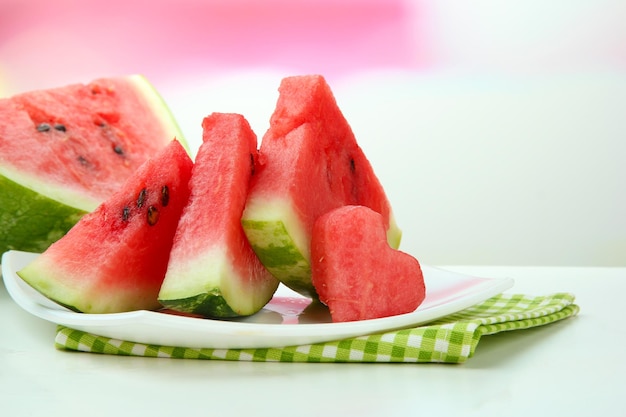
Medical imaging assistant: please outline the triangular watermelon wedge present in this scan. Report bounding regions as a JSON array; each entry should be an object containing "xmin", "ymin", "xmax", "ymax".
[
  {"xmin": 159, "ymin": 113, "xmax": 279, "ymax": 318},
  {"xmin": 16, "ymin": 140, "xmax": 193, "ymax": 313},
  {"xmin": 241, "ymin": 75, "xmax": 401, "ymax": 298}
]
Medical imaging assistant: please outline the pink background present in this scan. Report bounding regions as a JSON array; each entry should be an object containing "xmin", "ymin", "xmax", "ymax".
[{"xmin": 0, "ymin": 0, "xmax": 429, "ymax": 93}]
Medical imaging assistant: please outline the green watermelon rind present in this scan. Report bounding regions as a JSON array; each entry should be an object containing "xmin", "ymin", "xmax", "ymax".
[
  {"xmin": 158, "ymin": 247, "xmax": 279, "ymax": 318},
  {"xmin": 241, "ymin": 197, "xmax": 314, "ymax": 296},
  {"xmin": 242, "ymin": 219, "xmax": 313, "ymax": 297},
  {"xmin": 241, "ymin": 196, "xmax": 403, "ymax": 298},
  {"xmin": 0, "ymin": 174, "xmax": 86, "ymax": 255},
  {"xmin": 0, "ymin": 162, "xmax": 101, "ymax": 213},
  {"xmin": 159, "ymin": 265, "xmax": 277, "ymax": 318},
  {"xmin": 158, "ymin": 292, "xmax": 238, "ymax": 318}
]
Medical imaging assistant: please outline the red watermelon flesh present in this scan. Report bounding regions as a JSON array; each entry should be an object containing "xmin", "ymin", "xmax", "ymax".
[
  {"xmin": 17, "ymin": 140, "xmax": 193, "ymax": 313},
  {"xmin": 242, "ymin": 74, "xmax": 401, "ymax": 298},
  {"xmin": 0, "ymin": 75, "xmax": 186, "ymax": 254},
  {"xmin": 311, "ymin": 205, "xmax": 425, "ymax": 323},
  {"xmin": 255, "ymin": 76, "xmax": 395, "ymax": 226},
  {"xmin": 159, "ymin": 113, "xmax": 279, "ymax": 318}
]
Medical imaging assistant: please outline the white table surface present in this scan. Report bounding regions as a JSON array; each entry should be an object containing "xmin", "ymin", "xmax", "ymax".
[{"xmin": 1, "ymin": 265, "xmax": 624, "ymax": 417}]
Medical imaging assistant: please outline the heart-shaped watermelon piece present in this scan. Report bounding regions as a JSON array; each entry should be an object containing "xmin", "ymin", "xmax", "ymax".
[{"xmin": 311, "ymin": 205, "xmax": 425, "ymax": 322}]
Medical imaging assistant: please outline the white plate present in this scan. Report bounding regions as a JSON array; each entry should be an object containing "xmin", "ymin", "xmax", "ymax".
[{"xmin": 2, "ymin": 250, "xmax": 514, "ymax": 349}]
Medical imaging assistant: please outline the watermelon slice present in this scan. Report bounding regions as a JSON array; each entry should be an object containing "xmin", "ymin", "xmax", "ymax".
[
  {"xmin": 241, "ymin": 74, "xmax": 401, "ymax": 298},
  {"xmin": 158, "ymin": 113, "xmax": 279, "ymax": 318},
  {"xmin": 311, "ymin": 205, "xmax": 425, "ymax": 322},
  {"xmin": 16, "ymin": 140, "xmax": 193, "ymax": 313},
  {"xmin": 0, "ymin": 75, "xmax": 186, "ymax": 254}
]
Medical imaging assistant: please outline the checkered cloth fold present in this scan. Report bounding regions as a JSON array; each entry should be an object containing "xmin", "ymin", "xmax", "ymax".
[{"xmin": 55, "ymin": 292, "xmax": 578, "ymax": 364}]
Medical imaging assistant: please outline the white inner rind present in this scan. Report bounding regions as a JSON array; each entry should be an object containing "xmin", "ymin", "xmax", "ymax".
[
  {"xmin": 18, "ymin": 254, "xmax": 160, "ymax": 313},
  {"xmin": 242, "ymin": 197, "xmax": 309, "ymax": 262},
  {"xmin": 386, "ymin": 212, "xmax": 403, "ymax": 250},
  {"xmin": 159, "ymin": 247, "xmax": 276, "ymax": 315},
  {"xmin": 160, "ymin": 247, "xmax": 228, "ymax": 299},
  {"xmin": 0, "ymin": 164, "xmax": 99, "ymax": 212}
]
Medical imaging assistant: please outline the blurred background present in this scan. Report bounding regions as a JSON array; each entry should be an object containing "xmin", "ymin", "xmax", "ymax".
[{"xmin": 1, "ymin": 0, "xmax": 624, "ymax": 266}]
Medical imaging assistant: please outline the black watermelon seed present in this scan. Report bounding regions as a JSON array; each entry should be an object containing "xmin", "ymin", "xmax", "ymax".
[
  {"xmin": 36, "ymin": 123, "xmax": 51, "ymax": 132},
  {"xmin": 161, "ymin": 185, "xmax": 169, "ymax": 207},
  {"xmin": 137, "ymin": 188, "xmax": 147, "ymax": 208},
  {"xmin": 113, "ymin": 145, "xmax": 124, "ymax": 155},
  {"xmin": 147, "ymin": 205, "xmax": 159, "ymax": 226},
  {"xmin": 54, "ymin": 124, "xmax": 66, "ymax": 132},
  {"xmin": 349, "ymin": 157, "xmax": 356, "ymax": 172},
  {"xmin": 77, "ymin": 156, "xmax": 89, "ymax": 166},
  {"xmin": 122, "ymin": 206, "xmax": 131, "ymax": 221}
]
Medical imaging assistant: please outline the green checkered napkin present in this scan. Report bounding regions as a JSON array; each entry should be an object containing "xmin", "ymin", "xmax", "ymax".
[{"xmin": 55, "ymin": 292, "xmax": 578, "ymax": 364}]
